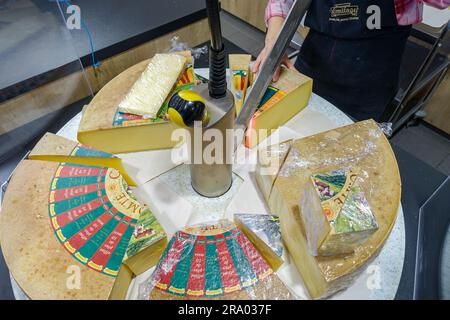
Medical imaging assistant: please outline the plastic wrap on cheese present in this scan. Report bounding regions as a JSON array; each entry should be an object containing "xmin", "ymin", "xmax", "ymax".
[
  {"xmin": 255, "ymin": 141, "xmax": 292, "ymax": 203},
  {"xmin": 234, "ymin": 214, "xmax": 284, "ymax": 271},
  {"xmin": 118, "ymin": 53, "xmax": 186, "ymax": 118},
  {"xmin": 301, "ymin": 169, "xmax": 378, "ymax": 256},
  {"xmin": 255, "ymin": 120, "xmax": 401, "ymax": 299},
  {"xmin": 137, "ymin": 220, "xmax": 293, "ymax": 300}
]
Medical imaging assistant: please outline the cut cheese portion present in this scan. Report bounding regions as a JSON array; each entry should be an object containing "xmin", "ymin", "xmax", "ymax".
[
  {"xmin": 147, "ymin": 221, "xmax": 292, "ymax": 300},
  {"xmin": 122, "ymin": 205, "xmax": 167, "ymax": 275},
  {"xmin": 234, "ymin": 214, "xmax": 284, "ymax": 271},
  {"xmin": 118, "ymin": 53, "xmax": 186, "ymax": 118},
  {"xmin": 109, "ymin": 265, "xmax": 134, "ymax": 300},
  {"xmin": 78, "ymin": 52, "xmax": 195, "ymax": 153},
  {"xmin": 229, "ymin": 54, "xmax": 252, "ymax": 115},
  {"xmin": 78, "ymin": 120, "xmax": 184, "ymax": 154},
  {"xmin": 29, "ymin": 132, "xmax": 136, "ymax": 186},
  {"xmin": 301, "ymin": 169, "xmax": 378, "ymax": 256},
  {"xmin": 255, "ymin": 120, "xmax": 401, "ymax": 299},
  {"xmin": 0, "ymin": 160, "xmax": 166, "ymax": 299},
  {"xmin": 255, "ymin": 140, "xmax": 292, "ymax": 204},
  {"xmin": 246, "ymin": 67, "xmax": 312, "ymax": 148}
]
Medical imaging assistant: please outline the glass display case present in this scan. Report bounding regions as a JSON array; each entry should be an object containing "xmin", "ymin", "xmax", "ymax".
[
  {"xmin": 0, "ymin": 0, "xmax": 207, "ymax": 165},
  {"xmin": 0, "ymin": 0, "xmax": 93, "ymax": 163}
]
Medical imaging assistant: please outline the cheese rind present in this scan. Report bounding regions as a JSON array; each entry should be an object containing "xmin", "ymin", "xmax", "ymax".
[
  {"xmin": 118, "ymin": 54, "xmax": 186, "ymax": 118},
  {"xmin": 246, "ymin": 67, "xmax": 312, "ymax": 148},
  {"xmin": 255, "ymin": 120, "xmax": 401, "ymax": 299}
]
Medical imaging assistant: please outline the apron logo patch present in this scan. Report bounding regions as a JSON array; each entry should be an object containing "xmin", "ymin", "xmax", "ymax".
[{"xmin": 329, "ymin": 3, "xmax": 359, "ymax": 22}]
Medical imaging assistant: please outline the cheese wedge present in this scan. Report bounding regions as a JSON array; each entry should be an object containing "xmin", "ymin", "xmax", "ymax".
[
  {"xmin": 255, "ymin": 140, "xmax": 292, "ymax": 204},
  {"xmin": 255, "ymin": 120, "xmax": 401, "ymax": 299},
  {"xmin": 122, "ymin": 204, "xmax": 167, "ymax": 275},
  {"xmin": 118, "ymin": 53, "xmax": 186, "ymax": 117},
  {"xmin": 246, "ymin": 67, "xmax": 312, "ymax": 148},
  {"xmin": 301, "ymin": 169, "xmax": 378, "ymax": 256},
  {"xmin": 0, "ymin": 160, "xmax": 166, "ymax": 299},
  {"xmin": 109, "ymin": 265, "xmax": 134, "ymax": 300},
  {"xmin": 78, "ymin": 52, "xmax": 195, "ymax": 153},
  {"xmin": 147, "ymin": 221, "xmax": 292, "ymax": 300},
  {"xmin": 229, "ymin": 54, "xmax": 252, "ymax": 115},
  {"xmin": 29, "ymin": 132, "xmax": 136, "ymax": 186},
  {"xmin": 234, "ymin": 214, "xmax": 284, "ymax": 271}
]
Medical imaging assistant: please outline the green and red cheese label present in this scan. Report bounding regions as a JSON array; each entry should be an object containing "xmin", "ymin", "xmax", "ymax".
[
  {"xmin": 311, "ymin": 169, "xmax": 378, "ymax": 234},
  {"xmin": 70, "ymin": 143, "xmax": 115, "ymax": 159},
  {"xmin": 151, "ymin": 226, "xmax": 273, "ymax": 298},
  {"xmin": 48, "ymin": 164, "xmax": 142, "ymax": 277}
]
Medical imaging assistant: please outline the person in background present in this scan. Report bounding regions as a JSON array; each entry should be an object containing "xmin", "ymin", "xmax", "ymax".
[{"xmin": 254, "ymin": 0, "xmax": 450, "ymax": 121}]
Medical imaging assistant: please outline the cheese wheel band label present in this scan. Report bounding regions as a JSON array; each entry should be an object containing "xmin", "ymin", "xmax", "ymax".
[
  {"xmin": 150, "ymin": 225, "xmax": 273, "ymax": 298},
  {"xmin": 48, "ymin": 164, "xmax": 141, "ymax": 277}
]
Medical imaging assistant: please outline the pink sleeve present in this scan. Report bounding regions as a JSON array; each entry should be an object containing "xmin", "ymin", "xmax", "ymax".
[
  {"xmin": 395, "ymin": 0, "xmax": 450, "ymax": 25},
  {"xmin": 423, "ymin": 0, "xmax": 450, "ymax": 9},
  {"xmin": 264, "ymin": 0, "xmax": 295, "ymax": 26}
]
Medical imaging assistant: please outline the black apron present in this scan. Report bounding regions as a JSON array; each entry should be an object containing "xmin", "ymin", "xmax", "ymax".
[{"xmin": 295, "ymin": 0, "xmax": 412, "ymax": 121}]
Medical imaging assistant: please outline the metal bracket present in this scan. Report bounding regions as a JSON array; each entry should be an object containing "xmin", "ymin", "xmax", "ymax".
[{"xmin": 0, "ymin": 180, "xmax": 7, "ymax": 205}]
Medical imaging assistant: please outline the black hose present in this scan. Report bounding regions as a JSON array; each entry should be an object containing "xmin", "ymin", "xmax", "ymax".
[
  {"xmin": 205, "ymin": 0, "xmax": 226, "ymax": 99},
  {"xmin": 205, "ymin": 0, "xmax": 223, "ymax": 51}
]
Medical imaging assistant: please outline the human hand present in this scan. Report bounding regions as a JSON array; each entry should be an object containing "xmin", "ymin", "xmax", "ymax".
[{"xmin": 253, "ymin": 45, "xmax": 295, "ymax": 82}]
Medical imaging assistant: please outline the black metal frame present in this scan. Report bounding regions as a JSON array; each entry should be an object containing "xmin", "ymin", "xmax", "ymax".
[
  {"xmin": 413, "ymin": 176, "xmax": 450, "ymax": 299},
  {"xmin": 389, "ymin": 23, "xmax": 449, "ymax": 133}
]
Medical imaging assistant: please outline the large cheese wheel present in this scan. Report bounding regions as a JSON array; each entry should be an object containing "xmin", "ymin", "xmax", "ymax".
[
  {"xmin": 256, "ymin": 120, "xmax": 401, "ymax": 299},
  {"xmin": 0, "ymin": 160, "xmax": 152, "ymax": 299}
]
